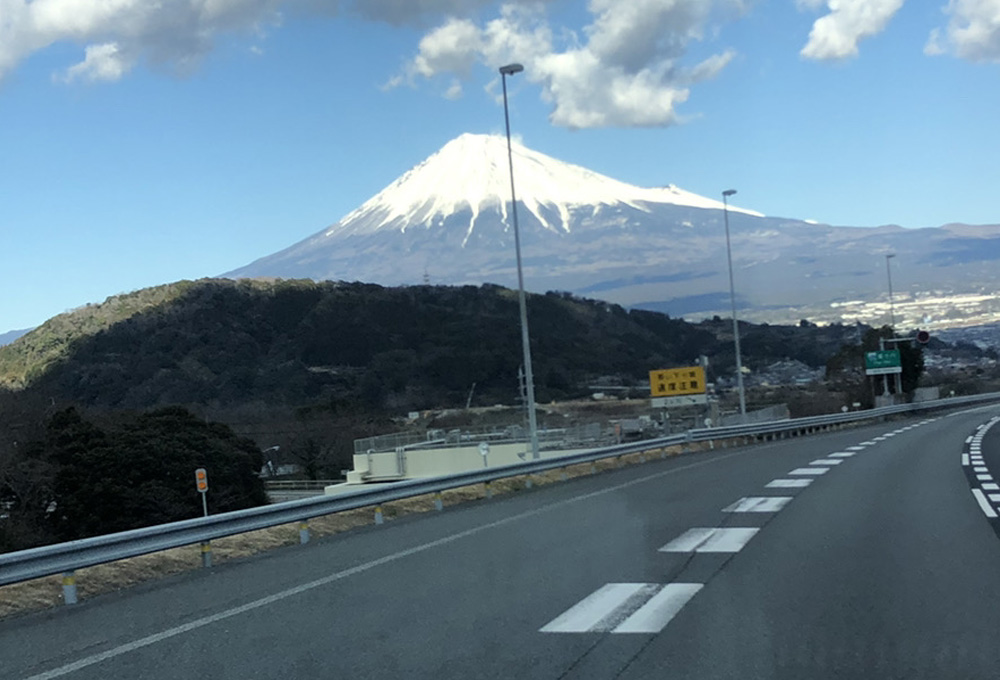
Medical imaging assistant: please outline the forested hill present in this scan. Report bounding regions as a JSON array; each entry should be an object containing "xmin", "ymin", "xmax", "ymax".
[{"xmin": 0, "ymin": 279, "xmax": 859, "ymax": 411}]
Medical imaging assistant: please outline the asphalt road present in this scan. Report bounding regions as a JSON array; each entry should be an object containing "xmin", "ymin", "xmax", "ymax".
[{"xmin": 5, "ymin": 404, "xmax": 1000, "ymax": 679}]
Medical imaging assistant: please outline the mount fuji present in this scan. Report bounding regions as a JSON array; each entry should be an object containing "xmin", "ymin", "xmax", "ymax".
[{"xmin": 226, "ymin": 133, "xmax": 1000, "ymax": 328}]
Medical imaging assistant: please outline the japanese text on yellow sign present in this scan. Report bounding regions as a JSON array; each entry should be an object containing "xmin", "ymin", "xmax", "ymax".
[{"xmin": 649, "ymin": 366, "xmax": 706, "ymax": 397}]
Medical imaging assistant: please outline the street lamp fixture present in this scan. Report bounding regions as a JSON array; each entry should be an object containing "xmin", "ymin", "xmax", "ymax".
[
  {"xmin": 499, "ymin": 62, "xmax": 540, "ymax": 460},
  {"xmin": 722, "ymin": 189, "xmax": 746, "ymax": 420}
]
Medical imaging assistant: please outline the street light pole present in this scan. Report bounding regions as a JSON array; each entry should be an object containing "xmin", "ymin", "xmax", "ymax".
[
  {"xmin": 500, "ymin": 62, "xmax": 540, "ymax": 461},
  {"xmin": 885, "ymin": 253, "xmax": 896, "ymax": 329},
  {"xmin": 722, "ymin": 189, "xmax": 747, "ymax": 421}
]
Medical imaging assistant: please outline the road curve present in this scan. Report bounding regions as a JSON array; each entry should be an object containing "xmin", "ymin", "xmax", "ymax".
[{"xmin": 4, "ymin": 404, "xmax": 1000, "ymax": 679}]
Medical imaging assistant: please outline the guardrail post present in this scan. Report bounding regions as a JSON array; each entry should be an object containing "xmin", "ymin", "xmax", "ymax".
[
  {"xmin": 200, "ymin": 541, "xmax": 212, "ymax": 568},
  {"xmin": 374, "ymin": 505, "xmax": 384, "ymax": 525},
  {"xmin": 61, "ymin": 571, "xmax": 78, "ymax": 605},
  {"xmin": 298, "ymin": 521, "xmax": 310, "ymax": 545},
  {"xmin": 434, "ymin": 492, "xmax": 444, "ymax": 511}
]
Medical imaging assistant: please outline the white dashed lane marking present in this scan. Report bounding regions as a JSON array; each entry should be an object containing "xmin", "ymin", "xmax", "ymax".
[
  {"xmin": 540, "ymin": 583, "xmax": 703, "ymax": 634},
  {"xmin": 829, "ymin": 452, "xmax": 855, "ymax": 458},
  {"xmin": 789, "ymin": 467, "xmax": 828, "ymax": 476},
  {"xmin": 847, "ymin": 446, "xmax": 866, "ymax": 451},
  {"xmin": 613, "ymin": 584, "xmax": 703, "ymax": 634},
  {"xmin": 766, "ymin": 478, "xmax": 813, "ymax": 488},
  {"xmin": 810, "ymin": 459, "xmax": 843, "ymax": 466},
  {"xmin": 659, "ymin": 527, "xmax": 759, "ymax": 553},
  {"xmin": 722, "ymin": 497, "xmax": 792, "ymax": 513},
  {"xmin": 972, "ymin": 489, "xmax": 999, "ymax": 518},
  {"xmin": 540, "ymin": 583, "xmax": 654, "ymax": 633}
]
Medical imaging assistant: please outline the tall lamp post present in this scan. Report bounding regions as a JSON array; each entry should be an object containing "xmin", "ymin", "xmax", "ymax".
[
  {"xmin": 722, "ymin": 189, "xmax": 747, "ymax": 420},
  {"xmin": 885, "ymin": 253, "xmax": 896, "ymax": 329},
  {"xmin": 500, "ymin": 62, "xmax": 540, "ymax": 460},
  {"xmin": 883, "ymin": 253, "xmax": 899, "ymax": 399}
]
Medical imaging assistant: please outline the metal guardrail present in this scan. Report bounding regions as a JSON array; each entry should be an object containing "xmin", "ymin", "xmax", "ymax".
[
  {"xmin": 263, "ymin": 480, "xmax": 343, "ymax": 491},
  {"xmin": 3, "ymin": 392, "xmax": 1000, "ymax": 593}
]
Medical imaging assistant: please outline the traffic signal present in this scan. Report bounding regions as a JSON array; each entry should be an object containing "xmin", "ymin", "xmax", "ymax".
[{"xmin": 195, "ymin": 468, "xmax": 208, "ymax": 493}]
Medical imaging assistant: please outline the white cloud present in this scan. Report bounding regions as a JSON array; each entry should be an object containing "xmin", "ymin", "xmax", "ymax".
[
  {"xmin": 0, "ymin": 0, "xmax": 741, "ymax": 129},
  {"xmin": 925, "ymin": 0, "xmax": 1000, "ymax": 61},
  {"xmin": 0, "ymin": 0, "xmax": 553, "ymax": 84},
  {"xmin": 444, "ymin": 78, "xmax": 463, "ymax": 99},
  {"xmin": 0, "ymin": 0, "xmax": 285, "ymax": 83},
  {"xmin": 411, "ymin": 17, "xmax": 485, "ymax": 78},
  {"xmin": 395, "ymin": 0, "xmax": 742, "ymax": 129},
  {"xmin": 800, "ymin": 0, "xmax": 905, "ymax": 60},
  {"xmin": 351, "ymin": 0, "xmax": 527, "ymax": 25},
  {"xmin": 61, "ymin": 42, "xmax": 132, "ymax": 82}
]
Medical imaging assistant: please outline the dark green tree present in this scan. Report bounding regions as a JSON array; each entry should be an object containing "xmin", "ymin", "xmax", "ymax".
[{"xmin": 19, "ymin": 407, "xmax": 267, "ymax": 544}]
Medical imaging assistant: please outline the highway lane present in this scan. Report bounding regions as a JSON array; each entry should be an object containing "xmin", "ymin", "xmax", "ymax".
[
  {"xmin": 4, "ymin": 406, "xmax": 1000, "ymax": 679},
  {"xmin": 611, "ymin": 404, "xmax": 1000, "ymax": 679}
]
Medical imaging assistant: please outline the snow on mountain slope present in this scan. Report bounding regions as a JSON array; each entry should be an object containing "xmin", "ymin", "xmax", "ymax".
[
  {"xmin": 225, "ymin": 133, "xmax": 1000, "ymax": 327},
  {"xmin": 330, "ymin": 133, "xmax": 762, "ymax": 244}
]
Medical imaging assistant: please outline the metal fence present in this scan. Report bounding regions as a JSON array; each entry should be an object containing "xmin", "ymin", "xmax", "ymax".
[
  {"xmin": 3, "ymin": 392, "xmax": 1000, "ymax": 601},
  {"xmin": 354, "ymin": 422, "xmax": 611, "ymax": 455}
]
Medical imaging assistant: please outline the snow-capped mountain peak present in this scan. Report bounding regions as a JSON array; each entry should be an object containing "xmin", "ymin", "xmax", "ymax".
[
  {"xmin": 329, "ymin": 133, "xmax": 762, "ymax": 242},
  {"xmin": 225, "ymin": 132, "xmax": 1000, "ymax": 329}
]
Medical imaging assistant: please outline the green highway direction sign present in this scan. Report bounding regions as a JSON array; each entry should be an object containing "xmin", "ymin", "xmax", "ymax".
[{"xmin": 865, "ymin": 349, "xmax": 902, "ymax": 375}]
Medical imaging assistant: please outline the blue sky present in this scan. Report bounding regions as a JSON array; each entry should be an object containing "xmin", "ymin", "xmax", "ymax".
[{"xmin": 1, "ymin": 0, "xmax": 998, "ymax": 331}]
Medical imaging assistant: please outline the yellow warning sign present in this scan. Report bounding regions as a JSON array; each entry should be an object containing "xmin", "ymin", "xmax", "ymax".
[{"xmin": 649, "ymin": 366, "xmax": 706, "ymax": 397}]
